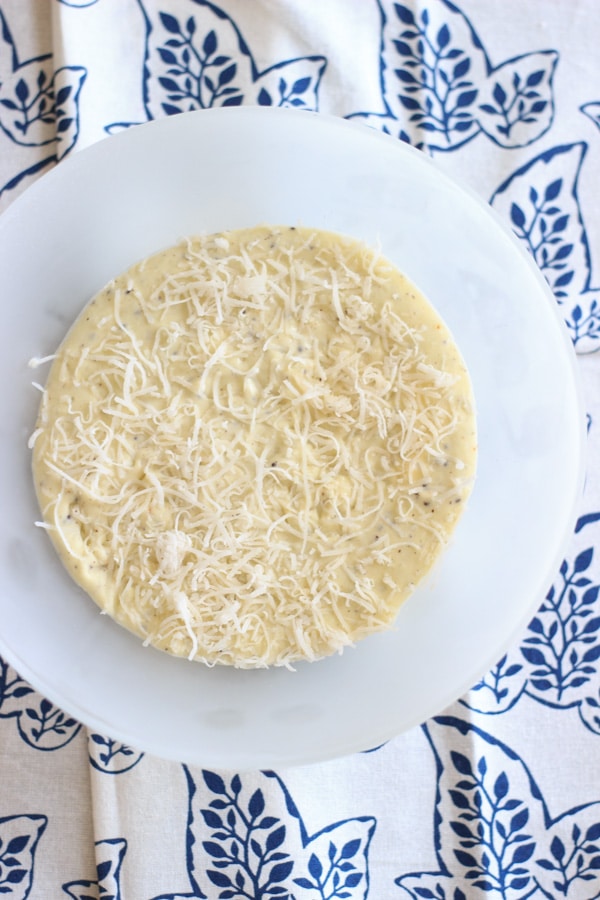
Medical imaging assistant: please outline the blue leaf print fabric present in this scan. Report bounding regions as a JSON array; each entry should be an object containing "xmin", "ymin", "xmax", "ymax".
[
  {"xmin": 464, "ymin": 510, "xmax": 600, "ymax": 732},
  {"xmin": 397, "ymin": 717, "xmax": 600, "ymax": 899},
  {"xmin": 88, "ymin": 734, "xmax": 144, "ymax": 773},
  {"xmin": 60, "ymin": 764, "xmax": 375, "ymax": 898},
  {"xmin": 0, "ymin": 6, "xmax": 86, "ymax": 198},
  {"xmin": 490, "ymin": 143, "xmax": 600, "ymax": 352},
  {"xmin": 348, "ymin": 0, "xmax": 557, "ymax": 153},
  {"xmin": 0, "ymin": 815, "xmax": 47, "ymax": 898},
  {"xmin": 0, "ymin": 657, "xmax": 81, "ymax": 750},
  {"xmin": 62, "ymin": 839, "xmax": 127, "ymax": 899},
  {"xmin": 1, "ymin": 0, "xmax": 600, "ymax": 896},
  {"xmin": 152, "ymin": 768, "xmax": 375, "ymax": 899},
  {"xmin": 105, "ymin": 0, "xmax": 326, "ymax": 133}
]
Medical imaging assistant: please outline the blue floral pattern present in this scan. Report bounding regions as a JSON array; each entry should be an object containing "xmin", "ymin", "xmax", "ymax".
[
  {"xmin": 0, "ymin": 657, "xmax": 81, "ymax": 750},
  {"xmin": 490, "ymin": 142, "xmax": 600, "ymax": 352},
  {"xmin": 0, "ymin": 7, "xmax": 86, "ymax": 199},
  {"xmin": 396, "ymin": 716, "xmax": 600, "ymax": 899},
  {"xmin": 88, "ymin": 734, "xmax": 145, "ymax": 774},
  {"xmin": 105, "ymin": 0, "xmax": 326, "ymax": 133},
  {"xmin": 152, "ymin": 767, "xmax": 375, "ymax": 899},
  {"xmin": 0, "ymin": 815, "xmax": 47, "ymax": 899},
  {"xmin": 464, "ymin": 510, "xmax": 600, "ymax": 734},
  {"xmin": 60, "ymin": 768, "xmax": 374, "ymax": 899},
  {"xmin": 62, "ymin": 838, "xmax": 127, "ymax": 900},
  {"xmin": 347, "ymin": 0, "xmax": 557, "ymax": 153}
]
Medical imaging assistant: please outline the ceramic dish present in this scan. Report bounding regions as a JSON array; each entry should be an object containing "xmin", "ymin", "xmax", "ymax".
[{"xmin": 0, "ymin": 108, "xmax": 585, "ymax": 768}]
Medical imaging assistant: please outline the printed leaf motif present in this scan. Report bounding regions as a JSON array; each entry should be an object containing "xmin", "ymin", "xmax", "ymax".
[
  {"xmin": 62, "ymin": 839, "xmax": 126, "ymax": 900},
  {"xmin": 0, "ymin": 814, "xmax": 47, "ymax": 900},
  {"xmin": 347, "ymin": 0, "xmax": 558, "ymax": 154},
  {"xmin": 466, "ymin": 653, "xmax": 526, "ymax": 714},
  {"xmin": 131, "ymin": 0, "xmax": 326, "ymax": 125},
  {"xmin": 490, "ymin": 143, "xmax": 600, "ymax": 352},
  {"xmin": 477, "ymin": 51, "xmax": 557, "ymax": 147},
  {"xmin": 0, "ymin": 8, "xmax": 87, "ymax": 201},
  {"xmin": 16, "ymin": 695, "xmax": 81, "ymax": 750},
  {"xmin": 148, "ymin": 768, "xmax": 375, "ymax": 899},
  {"xmin": 253, "ymin": 58, "xmax": 327, "ymax": 111},
  {"xmin": 88, "ymin": 733, "xmax": 144, "ymax": 774},
  {"xmin": 0, "ymin": 657, "xmax": 34, "ymax": 717},
  {"xmin": 355, "ymin": 0, "xmax": 486, "ymax": 150},
  {"xmin": 465, "ymin": 511, "xmax": 600, "ymax": 734},
  {"xmin": 0, "ymin": 657, "xmax": 82, "ymax": 750},
  {"xmin": 396, "ymin": 716, "xmax": 600, "ymax": 899}
]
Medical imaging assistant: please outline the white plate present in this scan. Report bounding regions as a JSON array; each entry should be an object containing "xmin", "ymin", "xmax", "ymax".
[{"xmin": 0, "ymin": 108, "xmax": 584, "ymax": 769}]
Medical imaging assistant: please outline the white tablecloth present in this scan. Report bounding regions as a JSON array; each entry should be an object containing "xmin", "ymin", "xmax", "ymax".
[{"xmin": 1, "ymin": 1, "xmax": 599, "ymax": 897}]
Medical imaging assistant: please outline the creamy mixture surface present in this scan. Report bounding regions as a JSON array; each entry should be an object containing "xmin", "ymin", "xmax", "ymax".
[{"xmin": 31, "ymin": 225, "xmax": 477, "ymax": 668}]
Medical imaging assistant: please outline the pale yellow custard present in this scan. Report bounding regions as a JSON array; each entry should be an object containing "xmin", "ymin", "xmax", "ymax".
[{"xmin": 31, "ymin": 226, "xmax": 476, "ymax": 668}]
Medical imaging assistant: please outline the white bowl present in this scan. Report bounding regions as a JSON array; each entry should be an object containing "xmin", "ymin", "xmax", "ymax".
[{"xmin": 0, "ymin": 108, "xmax": 585, "ymax": 768}]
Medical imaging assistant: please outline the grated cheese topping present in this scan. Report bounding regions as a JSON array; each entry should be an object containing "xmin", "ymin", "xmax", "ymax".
[{"xmin": 31, "ymin": 226, "xmax": 477, "ymax": 668}]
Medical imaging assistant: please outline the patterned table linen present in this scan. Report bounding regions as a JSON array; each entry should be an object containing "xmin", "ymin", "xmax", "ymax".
[{"xmin": 1, "ymin": 1, "xmax": 599, "ymax": 897}]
